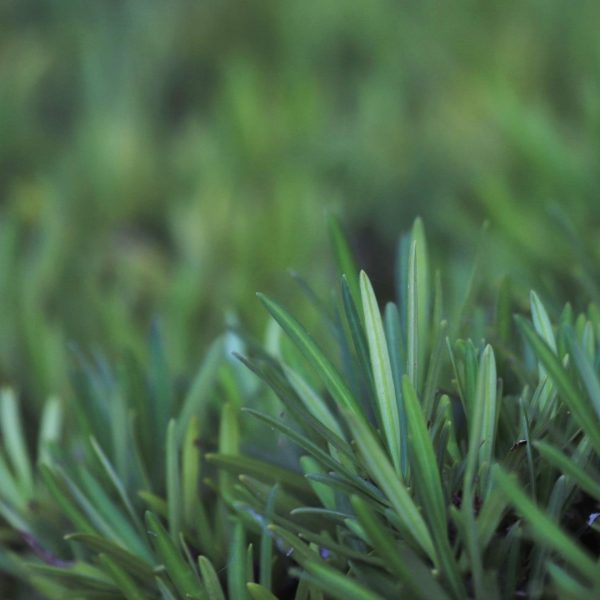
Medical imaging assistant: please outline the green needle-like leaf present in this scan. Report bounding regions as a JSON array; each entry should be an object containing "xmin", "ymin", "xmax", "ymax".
[
  {"xmin": 65, "ymin": 533, "xmax": 154, "ymax": 578},
  {"xmin": 198, "ymin": 556, "xmax": 226, "ymax": 600},
  {"xmin": 329, "ymin": 216, "xmax": 362, "ymax": 314},
  {"xmin": 351, "ymin": 495, "xmax": 450, "ymax": 600},
  {"xmin": 99, "ymin": 553, "xmax": 147, "ymax": 600},
  {"xmin": 517, "ymin": 316, "xmax": 600, "ymax": 454},
  {"xmin": 228, "ymin": 518, "xmax": 248, "ymax": 600},
  {"xmin": 0, "ymin": 388, "xmax": 34, "ymax": 497},
  {"xmin": 402, "ymin": 376, "xmax": 463, "ymax": 597},
  {"xmin": 535, "ymin": 441, "xmax": 600, "ymax": 501},
  {"xmin": 464, "ymin": 345, "xmax": 497, "ymax": 496},
  {"xmin": 299, "ymin": 560, "xmax": 384, "ymax": 600},
  {"xmin": 145, "ymin": 511, "xmax": 205, "ymax": 600},
  {"xmin": 166, "ymin": 419, "xmax": 181, "ymax": 541},
  {"xmin": 248, "ymin": 582, "xmax": 279, "ymax": 600},
  {"xmin": 257, "ymin": 293, "xmax": 364, "ymax": 418},
  {"xmin": 360, "ymin": 270, "xmax": 402, "ymax": 473},
  {"xmin": 344, "ymin": 410, "xmax": 434, "ymax": 559}
]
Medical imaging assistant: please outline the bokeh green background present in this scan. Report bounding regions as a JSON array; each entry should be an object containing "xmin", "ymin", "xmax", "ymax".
[{"xmin": 2, "ymin": 0, "xmax": 600, "ymax": 403}]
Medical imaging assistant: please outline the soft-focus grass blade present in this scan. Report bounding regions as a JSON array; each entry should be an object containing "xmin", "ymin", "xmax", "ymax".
[
  {"xmin": 89, "ymin": 436, "xmax": 145, "ymax": 536},
  {"xmin": 228, "ymin": 518, "xmax": 248, "ymax": 600},
  {"xmin": 177, "ymin": 339, "xmax": 223, "ymax": 439},
  {"xmin": 206, "ymin": 452, "xmax": 310, "ymax": 496},
  {"xmin": 247, "ymin": 582, "xmax": 278, "ymax": 600},
  {"xmin": 98, "ymin": 553, "xmax": 147, "ymax": 600},
  {"xmin": 166, "ymin": 420, "xmax": 181, "ymax": 541},
  {"xmin": 360, "ymin": 270, "xmax": 401, "ymax": 473},
  {"xmin": 38, "ymin": 396, "xmax": 63, "ymax": 464},
  {"xmin": 257, "ymin": 294, "xmax": 364, "ymax": 418},
  {"xmin": 344, "ymin": 410, "xmax": 434, "ymax": 559},
  {"xmin": 566, "ymin": 330, "xmax": 600, "ymax": 421},
  {"xmin": 218, "ymin": 402, "xmax": 239, "ymax": 502},
  {"xmin": 26, "ymin": 562, "xmax": 114, "ymax": 591},
  {"xmin": 475, "ymin": 489, "xmax": 508, "ymax": 550},
  {"xmin": 182, "ymin": 416, "xmax": 200, "ymax": 527},
  {"xmin": 40, "ymin": 464, "xmax": 95, "ymax": 534},
  {"xmin": 534, "ymin": 441, "xmax": 600, "ymax": 501},
  {"xmin": 198, "ymin": 556, "xmax": 226, "ymax": 600},
  {"xmin": 145, "ymin": 511, "xmax": 205, "ymax": 600},
  {"xmin": 547, "ymin": 563, "xmax": 591, "ymax": 600},
  {"xmin": 329, "ymin": 216, "xmax": 361, "ymax": 314},
  {"xmin": 156, "ymin": 577, "xmax": 178, "ymax": 600},
  {"xmin": 492, "ymin": 466, "xmax": 600, "ymax": 586},
  {"xmin": 182, "ymin": 418, "xmax": 213, "ymax": 556},
  {"xmin": 0, "ymin": 455, "xmax": 23, "ymax": 509},
  {"xmin": 246, "ymin": 543, "xmax": 254, "ymax": 585},
  {"xmin": 138, "ymin": 490, "xmax": 167, "ymax": 517},
  {"xmin": 0, "ymin": 388, "xmax": 34, "ymax": 497},
  {"xmin": 284, "ymin": 367, "xmax": 344, "ymax": 439},
  {"xmin": 149, "ymin": 322, "xmax": 174, "ymax": 450},
  {"xmin": 301, "ymin": 456, "xmax": 335, "ymax": 510},
  {"xmin": 65, "ymin": 533, "xmax": 154, "ymax": 578},
  {"xmin": 267, "ymin": 524, "xmax": 319, "ymax": 564},
  {"xmin": 518, "ymin": 396, "xmax": 536, "ymax": 503},
  {"xmin": 530, "ymin": 292, "xmax": 557, "ymax": 353},
  {"xmin": 259, "ymin": 484, "xmax": 277, "ymax": 589},
  {"xmin": 75, "ymin": 467, "xmax": 150, "ymax": 559}
]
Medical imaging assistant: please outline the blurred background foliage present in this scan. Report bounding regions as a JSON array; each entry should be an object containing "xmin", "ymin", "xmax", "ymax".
[{"xmin": 2, "ymin": 0, "xmax": 600, "ymax": 404}]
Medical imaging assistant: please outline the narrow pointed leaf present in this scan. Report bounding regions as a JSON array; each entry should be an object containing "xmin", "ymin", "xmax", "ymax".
[
  {"xmin": 360, "ymin": 271, "xmax": 401, "ymax": 473},
  {"xmin": 257, "ymin": 294, "xmax": 363, "ymax": 418}
]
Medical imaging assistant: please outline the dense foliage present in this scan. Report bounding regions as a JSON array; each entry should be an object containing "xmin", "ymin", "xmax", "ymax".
[
  {"xmin": 4, "ymin": 2, "xmax": 600, "ymax": 597},
  {"xmin": 1, "ymin": 220, "xmax": 600, "ymax": 599}
]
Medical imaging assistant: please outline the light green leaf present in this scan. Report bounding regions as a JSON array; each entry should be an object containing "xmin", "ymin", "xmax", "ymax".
[
  {"xmin": 360, "ymin": 270, "xmax": 401, "ymax": 473},
  {"xmin": 464, "ymin": 345, "xmax": 497, "ymax": 496},
  {"xmin": 284, "ymin": 367, "xmax": 344, "ymax": 439},
  {"xmin": 198, "ymin": 556, "xmax": 226, "ymax": 600},
  {"xmin": 248, "ymin": 582, "xmax": 278, "ymax": 600},
  {"xmin": 0, "ymin": 388, "xmax": 33, "ymax": 497}
]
